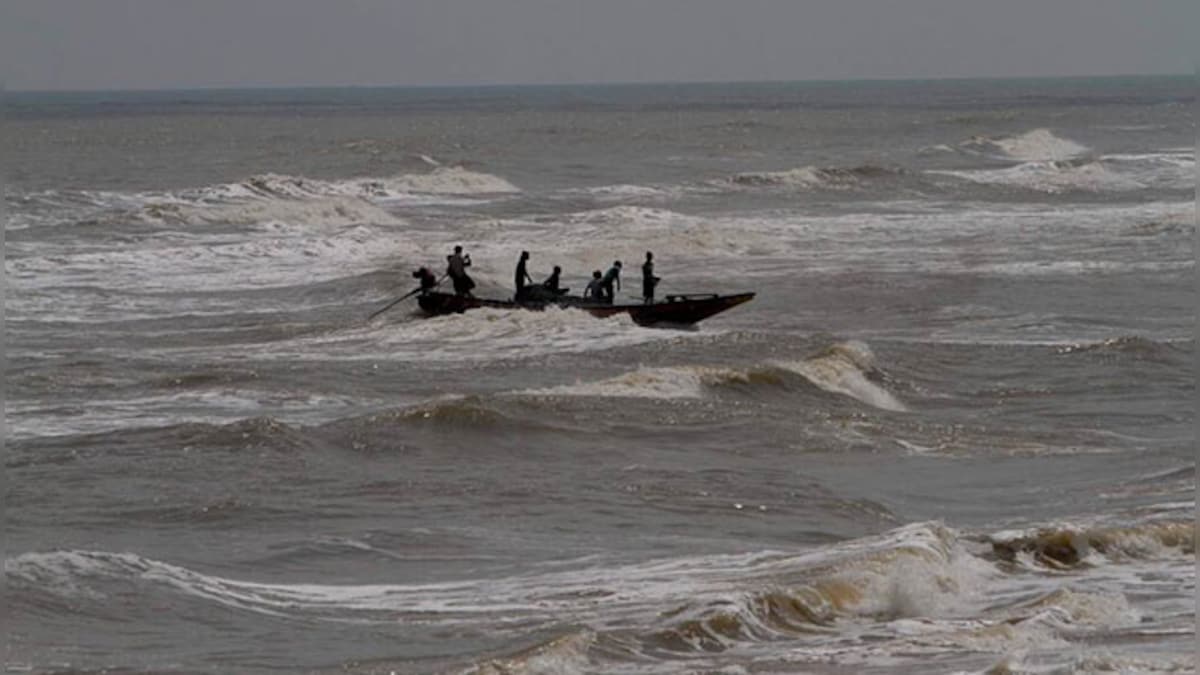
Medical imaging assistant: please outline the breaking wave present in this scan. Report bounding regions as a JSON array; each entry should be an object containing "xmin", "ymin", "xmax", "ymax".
[
  {"xmin": 987, "ymin": 520, "xmax": 1194, "ymax": 569},
  {"xmin": 772, "ymin": 341, "xmax": 908, "ymax": 412},
  {"xmin": 12, "ymin": 516, "xmax": 1187, "ymax": 668},
  {"xmin": 1, "ymin": 523, "xmax": 975, "ymax": 630},
  {"xmin": 959, "ymin": 128, "xmax": 1091, "ymax": 161}
]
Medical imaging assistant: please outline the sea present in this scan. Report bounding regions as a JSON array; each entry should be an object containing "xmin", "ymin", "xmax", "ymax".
[{"xmin": 4, "ymin": 76, "xmax": 1196, "ymax": 674}]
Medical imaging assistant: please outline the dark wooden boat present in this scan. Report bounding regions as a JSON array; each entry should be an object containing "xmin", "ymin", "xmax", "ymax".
[{"xmin": 416, "ymin": 290, "xmax": 755, "ymax": 326}]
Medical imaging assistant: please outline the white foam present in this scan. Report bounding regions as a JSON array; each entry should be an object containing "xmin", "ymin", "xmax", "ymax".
[
  {"xmin": 1100, "ymin": 151, "xmax": 1196, "ymax": 191},
  {"xmin": 963, "ymin": 128, "xmax": 1091, "ymax": 161},
  {"xmin": 373, "ymin": 167, "xmax": 520, "ymax": 195},
  {"xmin": 5, "ymin": 388, "xmax": 365, "ymax": 440},
  {"xmin": 726, "ymin": 165, "xmax": 898, "ymax": 191},
  {"xmin": 5, "ymin": 523, "xmax": 963, "ymax": 625},
  {"xmin": 524, "ymin": 365, "xmax": 751, "ymax": 400},
  {"xmin": 460, "ymin": 206, "xmax": 767, "ymax": 276},
  {"xmin": 184, "ymin": 168, "xmax": 519, "ymax": 201},
  {"xmin": 931, "ymin": 159, "xmax": 1144, "ymax": 193},
  {"xmin": 7, "ymin": 222, "xmax": 419, "ymax": 294},
  {"xmin": 572, "ymin": 184, "xmax": 680, "ymax": 200},
  {"xmin": 138, "ymin": 195, "xmax": 401, "ymax": 228},
  {"xmin": 10, "ymin": 169, "xmax": 516, "ymax": 236},
  {"xmin": 730, "ymin": 167, "xmax": 851, "ymax": 189},
  {"xmin": 218, "ymin": 306, "xmax": 688, "ymax": 364}
]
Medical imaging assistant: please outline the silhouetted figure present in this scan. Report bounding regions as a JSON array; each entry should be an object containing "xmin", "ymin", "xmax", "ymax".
[
  {"xmin": 446, "ymin": 245, "xmax": 474, "ymax": 297},
  {"xmin": 600, "ymin": 261, "xmax": 622, "ymax": 304},
  {"xmin": 584, "ymin": 270, "xmax": 604, "ymax": 301},
  {"xmin": 641, "ymin": 251, "xmax": 660, "ymax": 304},
  {"xmin": 514, "ymin": 250, "xmax": 533, "ymax": 300},
  {"xmin": 412, "ymin": 266, "xmax": 438, "ymax": 293},
  {"xmin": 542, "ymin": 265, "xmax": 564, "ymax": 294}
]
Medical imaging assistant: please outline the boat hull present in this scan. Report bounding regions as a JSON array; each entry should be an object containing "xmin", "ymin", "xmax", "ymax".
[{"xmin": 416, "ymin": 291, "xmax": 754, "ymax": 326}]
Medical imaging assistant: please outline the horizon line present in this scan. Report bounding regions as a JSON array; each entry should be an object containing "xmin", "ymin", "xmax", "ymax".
[{"xmin": 6, "ymin": 71, "xmax": 1192, "ymax": 96}]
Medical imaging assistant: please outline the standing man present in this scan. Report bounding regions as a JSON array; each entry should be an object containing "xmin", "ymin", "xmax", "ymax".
[
  {"xmin": 641, "ymin": 251, "xmax": 660, "ymax": 304},
  {"xmin": 514, "ymin": 250, "xmax": 533, "ymax": 300},
  {"xmin": 600, "ymin": 260, "xmax": 622, "ymax": 304},
  {"xmin": 446, "ymin": 245, "xmax": 474, "ymax": 297}
]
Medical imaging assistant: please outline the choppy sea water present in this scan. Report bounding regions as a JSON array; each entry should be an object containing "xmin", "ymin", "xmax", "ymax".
[{"xmin": 4, "ymin": 77, "xmax": 1196, "ymax": 673}]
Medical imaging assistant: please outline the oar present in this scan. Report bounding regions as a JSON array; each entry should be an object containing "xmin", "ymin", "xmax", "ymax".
[{"xmin": 367, "ymin": 275, "xmax": 445, "ymax": 321}]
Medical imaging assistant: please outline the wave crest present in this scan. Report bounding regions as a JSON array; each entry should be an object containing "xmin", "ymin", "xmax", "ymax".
[
  {"xmin": 525, "ymin": 365, "xmax": 780, "ymax": 400},
  {"xmin": 518, "ymin": 341, "xmax": 906, "ymax": 412},
  {"xmin": 1055, "ymin": 335, "xmax": 1185, "ymax": 362},
  {"xmin": 773, "ymin": 341, "xmax": 908, "ymax": 412}
]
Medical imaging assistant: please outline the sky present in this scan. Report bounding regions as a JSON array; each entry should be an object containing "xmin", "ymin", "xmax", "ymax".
[{"xmin": 3, "ymin": 0, "xmax": 1196, "ymax": 91}]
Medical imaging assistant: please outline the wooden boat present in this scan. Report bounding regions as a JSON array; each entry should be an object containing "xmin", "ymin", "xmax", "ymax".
[{"xmin": 416, "ymin": 290, "xmax": 755, "ymax": 326}]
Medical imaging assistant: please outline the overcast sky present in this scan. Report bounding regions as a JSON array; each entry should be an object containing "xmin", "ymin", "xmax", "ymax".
[{"xmin": 4, "ymin": 0, "xmax": 1196, "ymax": 91}]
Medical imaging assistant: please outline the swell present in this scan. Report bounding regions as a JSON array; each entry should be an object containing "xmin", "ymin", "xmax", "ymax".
[
  {"xmin": 1054, "ymin": 335, "xmax": 1190, "ymax": 363},
  {"xmin": 10, "ymin": 338, "xmax": 907, "ymax": 458},
  {"xmin": 8, "ymin": 416, "xmax": 316, "ymax": 467}
]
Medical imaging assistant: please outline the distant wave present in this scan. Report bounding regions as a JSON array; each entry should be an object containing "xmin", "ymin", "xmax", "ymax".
[
  {"xmin": 140, "ymin": 168, "xmax": 517, "ymax": 225},
  {"xmin": 1054, "ymin": 335, "xmax": 1187, "ymax": 362},
  {"xmin": 726, "ymin": 165, "xmax": 905, "ymax": 190},
  {"xmin": 921, "ymin": 130, "xmax": 1192, "ymax": 195},
  {"xmin": 8, "ymin": 167, "xmax": 519, "ymax": 231},
  {"xmin": 930, "ymin": 158, "xmax": 1145, "ymax": 194},
  {"xmin": 183, "ymin": 167, "xmax": 520, "ymax": 200},
  {"xmin": 320, "ymin": 395, "xmax": 567, "ymax": 437},
  {"xmin": 561, "ymin": 183, "xmax": 684, "ymax": 201}
]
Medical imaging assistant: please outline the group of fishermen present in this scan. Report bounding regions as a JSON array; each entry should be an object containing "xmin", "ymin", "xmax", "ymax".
[{"xmin": 413, "ymin": 246, "xmax": 662, "ymax": 304}]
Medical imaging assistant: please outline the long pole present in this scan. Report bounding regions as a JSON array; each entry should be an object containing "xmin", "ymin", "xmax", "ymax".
[{"xmin": 367, "ymin": 275, "xmax": 446, "ymax": 321}]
